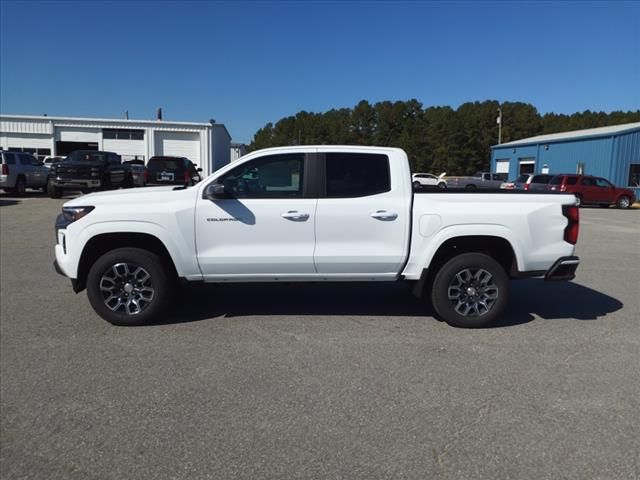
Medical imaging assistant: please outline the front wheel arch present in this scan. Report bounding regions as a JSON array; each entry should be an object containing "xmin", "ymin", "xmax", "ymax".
[{"xmin": 76, "ymin": 232, "xmax": 179, "ymax": 292}]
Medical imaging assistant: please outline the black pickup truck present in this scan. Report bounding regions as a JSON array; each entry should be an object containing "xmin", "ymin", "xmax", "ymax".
[{"xmin": 48, "ymin": 150, "xmax": 140, "ymax": 198}]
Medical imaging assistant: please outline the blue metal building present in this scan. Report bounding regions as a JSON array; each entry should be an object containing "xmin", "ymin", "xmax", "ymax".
[{"xmin": 490, "ymin": 122, "xmax": 640, "ymax": 196}]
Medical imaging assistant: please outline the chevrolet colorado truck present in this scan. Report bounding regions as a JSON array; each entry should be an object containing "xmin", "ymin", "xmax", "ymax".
[
  {"xmin": 54, "ymin": 146, "xmax": 580, "ymax": 328},
  {"xmin": 48, "ymin": 150, "xmax": 139, "ymax": 198}
]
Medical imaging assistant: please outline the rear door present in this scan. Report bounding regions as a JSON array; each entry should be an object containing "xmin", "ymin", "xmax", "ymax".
[
  {"xmin": 579, "ymin": 177, "xmax": 598, "ymax": 203},
  {"xmin": 594, "ymin": 177, "xmax": 615, "ymax": 203},
  {"xmin": 195, "ymin": 152, "xmax": 317, "ymax": 277},
  {"xmin": 314, "ymin": 151, "xmax": 409, "ymax": 276}
]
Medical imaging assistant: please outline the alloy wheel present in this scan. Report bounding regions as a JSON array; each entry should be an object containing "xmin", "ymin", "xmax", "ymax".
[
  {"xmin": 447, "ymin": 268, "xmax": 499, "ymax": 317},
  {"xmin": 99, "ymin": 263, "xmax": 155, "ymax": 315}
]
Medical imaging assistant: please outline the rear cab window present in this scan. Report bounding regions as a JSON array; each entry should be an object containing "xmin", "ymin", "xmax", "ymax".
[{"xmin": 325, "ymin": 153, "xmax": 390, "ymax": 198}]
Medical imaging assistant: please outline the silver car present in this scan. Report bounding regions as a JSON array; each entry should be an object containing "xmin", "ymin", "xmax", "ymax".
[{"xmin": 0, "ymin": 151, "xmax": 49, "ymax": 195}]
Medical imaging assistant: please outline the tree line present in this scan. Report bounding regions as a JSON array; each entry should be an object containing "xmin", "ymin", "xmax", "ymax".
[{"xmin": 249, "ymin": 100, "xmax": 640, "ymax": 175}]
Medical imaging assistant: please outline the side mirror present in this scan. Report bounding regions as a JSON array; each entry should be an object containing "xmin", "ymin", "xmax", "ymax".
[
  {"xmin": 197, "ymin": 167, "xmax": 203, "ymax": 172},
  {"xmin": 203, "ymin": 182, "xmax": 226, "ymax": 200}
]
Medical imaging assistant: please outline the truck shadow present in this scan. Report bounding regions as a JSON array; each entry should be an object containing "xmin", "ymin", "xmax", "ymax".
[{"xmin": 161, "ymin": 279, "xmax": 622, "ymax": 328}]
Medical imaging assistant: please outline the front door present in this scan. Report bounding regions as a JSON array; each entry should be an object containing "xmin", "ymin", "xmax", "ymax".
[
  {"xmin": 314, "ymin": 152, "xmax": 409, "ymax": 276},
  {"xmin": 195, "ymin": 152, "xmax": 317, "ymax": 279}
]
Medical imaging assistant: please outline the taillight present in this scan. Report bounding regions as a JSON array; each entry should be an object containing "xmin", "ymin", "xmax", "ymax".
[
  {"xmin": 562, "ymin": 205, "xmax": 579, "ymax": 245},
  {"xmin": 560, "ymin": 184, "xmax": 567, "ymax": 192},
  {"xmin": 144, "ymin": 169, "xmax": 149, "ymax": 183},
  {"xmin": 524, "ymin": 183, "xmax": 530, "ymax": 191},
  {"xmin": 1, "ymin": 163, "xmax": 8, "ymax": 175},
  {"xmin": 184, "ymin": 170, "xmax": 189, "ymax": 184}
]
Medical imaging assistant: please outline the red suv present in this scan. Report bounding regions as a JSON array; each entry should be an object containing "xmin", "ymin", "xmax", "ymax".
[{"xmin": 547, "ymin": 174, "xmax": 636, "ymax": 209}]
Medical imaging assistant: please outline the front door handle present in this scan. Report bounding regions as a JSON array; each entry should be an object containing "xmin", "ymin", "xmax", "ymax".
[
  {"xmin": 370, "ymin": 210, "xmax": 398, "ymax": 221},
  {"xmin": 281, "ymin": 210, "xmax": 310, "ymax": 221}
]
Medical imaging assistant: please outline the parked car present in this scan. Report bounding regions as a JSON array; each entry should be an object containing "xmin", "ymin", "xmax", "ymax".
[
  {"xmin": 547, "ymin": 174, "xmax": 636, "ymax": 208},
  {"xmin": 0, "ymin": 151, "xmax": 49, "ymax": 195},
  {"xmin": 48, "ymin": 150, "xmax": 138, "ymax": 198},
  {"xmin": 122, "ymin": 160, "xmax": 146, "ymax": 187},
  {"xmin": 513, "ymin": 173, "xmax": 554, "ymax": 191},
  {"xmin": 499, "ymin": 179, "xmax": 516, "ymax": 190},
  {"xmin": 412, "ymin": 173, "xmax": 447, "ymax": 189},
  {"xmin": 144, "ymin": 156, "xmax": 202, "ymax": 187},
  {"xmin": 43, "ymin": 156, "xmax": 66, "ymax": 169},
  {"xmin": 54, "ymin": 146, "xmax": 580, "ymax": 329},
  {"xmin": 446, "ymin": 172, "xmax": 507, "ymax": 190}
]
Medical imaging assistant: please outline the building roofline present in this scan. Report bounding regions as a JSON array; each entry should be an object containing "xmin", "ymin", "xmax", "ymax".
[
  {"xmin": 0, "ymin": 113, "xmax": 219, "ymax": 128},
  {"xmin": 491, "ymin": 122, "xmax": 640, "ymax": 149}
]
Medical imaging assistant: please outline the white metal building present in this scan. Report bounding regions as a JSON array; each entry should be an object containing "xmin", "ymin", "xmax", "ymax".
[
  {"xmin": 230, "ymin": 142, "xmax": 247, "ymax": 162},
  {"xmin": 0, "ymin": 114, "xmax": 232, "ymax": 176}
]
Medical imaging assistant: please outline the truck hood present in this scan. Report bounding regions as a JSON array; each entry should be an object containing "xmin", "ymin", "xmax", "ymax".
[{"xmin": 63, "ymin": 186, "xmax": 190, "ymax": 207}]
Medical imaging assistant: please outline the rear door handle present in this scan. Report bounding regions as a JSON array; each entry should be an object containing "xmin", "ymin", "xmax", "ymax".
[
  {"xmin": 370, "ymin": 210, "xmax": 398, "ymax": 221},
  {"xmin": 281, "ymin": 210, "xmax": 310, "ymax": 221}
]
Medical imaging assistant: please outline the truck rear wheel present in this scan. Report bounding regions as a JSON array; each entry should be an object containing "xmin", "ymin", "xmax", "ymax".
[
  {"xmin": 430, "ymin": 253, "xmax": 509, "ymax": 328},
  {"xmin": 86, "ymin": 248, "xmax": 173, "ymax": 326}
]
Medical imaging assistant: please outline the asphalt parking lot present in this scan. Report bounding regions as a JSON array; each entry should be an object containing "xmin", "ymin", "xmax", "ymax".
[{"xmin": 1, "ymin": 193, "xmax": 639, "ymax": 480}]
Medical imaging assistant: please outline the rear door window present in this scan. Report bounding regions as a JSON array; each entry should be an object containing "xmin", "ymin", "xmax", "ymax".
[
  {"xmin": 532, "ymin": 175, "xmax": 552, "ymax": 183},
  {"xmin": 325, "ymin": 153, "xmax": 390, "ymax": 198},
  {"xmin": 18, "ymin": 154, "xmax": 33, "ymax": 165}
]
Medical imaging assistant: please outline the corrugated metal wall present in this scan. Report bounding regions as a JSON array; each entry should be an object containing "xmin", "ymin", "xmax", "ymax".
[
  {"xmin": 612, "ymin": 130, "xmax": 640, "ymax": 188},
  {"xmin": 538, "ymin": 137, "xmax": 613, "ymax": 178},
  {"xmin": 492, "ymin": 129, "xmax": 640, "ymax": 194}
]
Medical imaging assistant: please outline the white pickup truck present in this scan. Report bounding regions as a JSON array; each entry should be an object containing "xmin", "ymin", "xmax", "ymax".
[{"xmin": 54, "ymin": 146, "xmax": 580, "ymax": 328}]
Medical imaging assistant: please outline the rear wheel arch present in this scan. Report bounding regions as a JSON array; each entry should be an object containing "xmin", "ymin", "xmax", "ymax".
[
  {"xmin": 76, "ymin": 232, "xmax": 179, "ymax": 292},
  {"xmin": 416, "ymin": 235, "xmax": 518, "ymax": 297}
]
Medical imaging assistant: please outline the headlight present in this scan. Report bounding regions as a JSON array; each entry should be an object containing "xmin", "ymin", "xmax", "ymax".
[{"xmin": 62, "ymin": 206, "xmax": 94, "ymax": 222}]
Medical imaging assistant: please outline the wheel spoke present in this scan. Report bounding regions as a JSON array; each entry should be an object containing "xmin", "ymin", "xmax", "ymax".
[
  {"xmin": 99, "ymin": 262, "xmax": 154, "ymax": 317},
  {"xmin": 448, "ymin": 267, "xmax": 499, "ymax": 317}
]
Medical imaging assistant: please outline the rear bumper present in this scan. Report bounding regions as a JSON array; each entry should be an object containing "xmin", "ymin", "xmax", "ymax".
[{"xmin": 544, "ymin": 256, "xmax": 580, "ymax": 281}]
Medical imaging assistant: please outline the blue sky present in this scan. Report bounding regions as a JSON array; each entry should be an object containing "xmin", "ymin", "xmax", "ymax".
[{"xmin": 1, "ymin": 1, "xmax": 639, "ymax": 143}]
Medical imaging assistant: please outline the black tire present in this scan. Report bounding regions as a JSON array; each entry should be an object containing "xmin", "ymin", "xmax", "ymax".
[
  {"xmin": 616, "ymin": 196, "xmax": 631, "ymax": 209},
  {"xmin": 465, "ymin": 184, "xmax": 476, "ymax": 191},
  {"xmin": 430, "ymin": 253, "xmax": 509, "ymax": 328},
  {"xmin": 413, "ymin": 181, "xmax": 421, "ymax": 190},
  {"xmin": 14, "ymin": 176, "xmax": 26, "ymax": 196},
  {"xmin": 438, "ymin": 182, "xmax": 447, "ymax": 189},
  {"xmin": 86, "ymin": 248, "xmax": 174, "ymax": 326},
  {"xmin": 48, "ymin": 181, "xmax": 63, "ymax": 198},
  {"xmin": 574, "ymin": 194, "xmax": 582, "ymax": 207}
]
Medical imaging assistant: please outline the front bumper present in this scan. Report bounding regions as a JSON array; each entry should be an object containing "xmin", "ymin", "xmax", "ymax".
[
  {"xmin": 51, "ymin": 178, "xmax": 101, "ymax": 189},
  {"xmin": 544, "ymin": 256, "xmax": 580, "ymax": 281}
]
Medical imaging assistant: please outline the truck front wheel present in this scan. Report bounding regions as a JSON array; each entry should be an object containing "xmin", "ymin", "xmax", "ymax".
[
  {"xmin": 86, "ymin": 248, "xmax": 173, "ymax": 326},
  {"xmin": 48, "ymin": 182, "xmax": 63, "ymax": 198},
  {"xmin": 431, "ymin": 253, "xmax": 509, "ymax": 328}
]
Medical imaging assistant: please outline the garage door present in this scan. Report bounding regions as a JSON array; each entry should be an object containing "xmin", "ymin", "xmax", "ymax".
[
  {"xmin": 154, "ymin": 132, "xmax": 200, "ymax": 164},
  {"xmin": 495, "ymin": 159, "xmax": 510, "ymax": 175}
]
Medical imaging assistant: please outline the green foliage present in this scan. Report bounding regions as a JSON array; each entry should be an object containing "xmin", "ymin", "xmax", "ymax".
[{"xmin": 248, "ymin": 101, "xmax": 640, "ymax": 175}]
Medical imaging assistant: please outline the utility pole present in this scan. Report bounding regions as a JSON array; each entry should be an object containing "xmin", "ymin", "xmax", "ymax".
[{"xmin": 497, "ymin": 105, "xmax": 502, "ymax": 144}]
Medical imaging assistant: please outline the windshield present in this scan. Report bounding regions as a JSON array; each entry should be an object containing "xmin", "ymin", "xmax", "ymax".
[
  {"xmin": 549, "ymin": 176, "xmax": 563, "ymax": 185},
  {"xmin": 68, "ymin": 151, "xmax": 108, "ymax": 162},
  {"xmin": 515, "ymin": 175, "xmax": 530, "ymax": 183}
]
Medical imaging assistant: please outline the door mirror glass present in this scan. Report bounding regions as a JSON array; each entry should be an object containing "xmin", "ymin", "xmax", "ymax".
[
  {"xmin": 204, "ymin": 182, "xmax": 226, "ymax": 200},
  {"xmin": 197, "ymin": 167, "xmax": 203, "ymax": 172}
]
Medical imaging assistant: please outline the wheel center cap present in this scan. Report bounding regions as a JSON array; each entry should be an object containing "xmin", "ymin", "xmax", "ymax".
[
  {"xmin": 124, "ymin": 283, "xmax": 134, "ymax": 294},
  {"xmin": 466, "ymin": 287, "xmax": 477, "ymax": 296}
]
